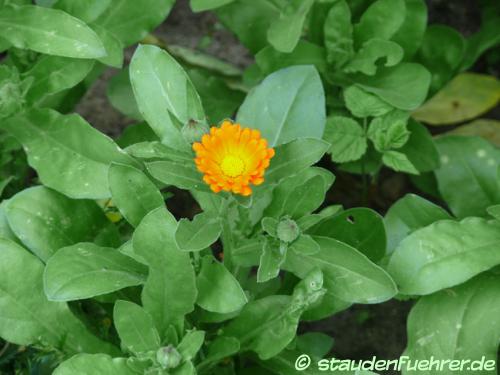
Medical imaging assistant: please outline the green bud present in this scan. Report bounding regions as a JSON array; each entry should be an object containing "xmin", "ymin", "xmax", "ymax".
[
  {"xmin": 156, "ymin": 345, "xmax": 182, "ymax": 369},
  {"xmin": 182, "ymin": 118, "xmax": 209, "ymax": 143},
  {"xmin": 277, "ymin": 217, "xmax": 300, "ymax": 243}
]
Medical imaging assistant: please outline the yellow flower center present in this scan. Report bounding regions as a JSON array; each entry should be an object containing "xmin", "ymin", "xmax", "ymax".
[{"xmin": 220, "ymin": 155, "xmax": 245, "ymax": 177}]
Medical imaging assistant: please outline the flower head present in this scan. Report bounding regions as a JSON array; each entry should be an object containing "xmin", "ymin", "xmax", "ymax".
[{"xmin": 193, "ymin": 121, "xmax": 275, "ymax": 196}]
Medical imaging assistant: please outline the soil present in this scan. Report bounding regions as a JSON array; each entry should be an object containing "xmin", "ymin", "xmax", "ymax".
[{"xmin": 72, "ymin": 0, "xmax": 492, "ymax": 370}]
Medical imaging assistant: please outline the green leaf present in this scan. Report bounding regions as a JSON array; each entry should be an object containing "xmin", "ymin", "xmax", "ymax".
[
  {"xmin": 237, "ymin": 65, "xmax": 325, "ymax": 147},
  {"xmin": 256, "ymin": 41, "xmax": 327, "ymax": 76},
  {"xmin": 196, "ymin": 255, "xmax": 248, "ymax": 313},
  {"xmin": 108, "ymin": 163, "xmax": 164, "ymax": 227},
  {"xmin": 91, "ymin": 23, "xmax": 123, "ymax": 68},
  {"xmin": 178, "ymin": 330, "xmax": 205, "ymax": 361},
  {"xmin": 113, "ymin": 300, "xmax": 160, "ymax": 354},
  {"xmin": 265, "ymin": 139, "xmax": 330, "ymax": 184},
  {"xmin": 382, "ymin": 150, "xmax": 418, "ymax": 174},
  {"xmin": 215, "ymin": 0, "xmax": 281, "ymax": 54},
  {"xmin": 398, "ymin": 119, "xmax": 439, "ymax": 172},
  {"xmin": 448, "ymin": 119, "xmax": 500, "ymax": 147},
  {"xmin": 53, "ymin": 0, "xmax": 111, "ymax": 23},
  {"xmin": 391, "ymin": 0, "xmax": 427, "ymax": 59},
  {"xmin": 308, "ymin": 208, "xmax": 386, "ymax": 262},
  {"xmin": 0, "ymin": 5, "xmax": 105, "ymax": 58},
  {"xmin": 434, "ymin": 135, "xmax": 500, "ymax": 218},
  {"xmin": 95, "ymin": 0, "xmax": 175, "ymax": 46},
  {"xmin": 197, "ymin": 336, "xmax": 240, "ymax": 371},
  {"xmin": 44, "ymin": 243, "xmax": 146, "ymax": 301},
  {"xmin": 343, "ymin": 85, "xmax": 393, "ymax": 118},
  {"xmin": 117, "ymin": 123, "xmax": 158, "ymax": 148},
  {"xmin": 107, "ymin": 69, "xmax": 143, "ymax": 121},
  {"xmin": 354, "ymin": 63, "xmax": 431, "ymax": 110},
  {"xmin": 261, "ymin": 217, "xmax": 278, "ymax": 237},
  {"xmin": 23, "ymin": 56, "xmax": 94, "ymax": 104},
  {"xmin": 324, "ymin": 116, "xmax": 367, "ymax": 163},
  {"xmin": 5, "ymin": 186, "xmax": 118, "ymax": 261},
  {"xmin": 412, "ymin": 73, "xmax": 500, "ymax": 125},
  {"xmin": 133, "ymin": 208, "xmax": 197, "ymax": 336},
  {"xmin": 175, "ymin": 212, "xmax": 222, "ymax": 252},
  {"xmin": 130, "ymin": 44, "xmax": 204, "ymax": 150},
  {"xmin": 344, "ymin": 39, "xmax": 404, "ymax": 76},
  {"xmin": 404, "ymin": 273, "xmax": 500, "ymax": 374},
  {"xmin": 388, "ymin": 218, "xmax": 500, "ymax": 295},
  {"xmin": 289, "ymin": 234, "xmax": 320, "ymax": 256},
  {"xmin": 281, "ymin": 175, "xmax": 326, "ymax": 219},
  {"xmin": 284, "ymin": 236, "xmax": 397, "ymax": 304},
  {"xmin": 127, "ymin": 141, "xmax": 193, "ymax": 163},
  {"xmin": 257, "ymin": 238, "xmax": 287, "ymax": 283},
  {"xmin": 147, "ymin": 160, "xmax": 210, "ymax": 192},
  {"xmin": 54, "ymin": 354, "xmax": 135, "ymax": 375},
  {"xmin": 384, "ymin": 194, "xmax": 451, "ymax": 253},
  {"xmin": 190, "ymin": 0, "xmax": 233, "ymax": 12},
  {"xmin": 296, "ymin": 332, "xmax": 334, "ymax": 359},
  {"xmin": 417, "ymin": 25, "xmax": 465, "ymax": 93},
  {"xmin": 368, "ymin": 110, "xmax": 410, "ymax": 152},
  {"xmin": 267, "ymin": 0, "xmax": 314, "ymax": 53},
  {"xmin": 1, "ymin": 109, "xmax": 137, "ymax": 199},
  {"xmin": 0, "ymin": 238, "xmax": 117, "ymax": 355},
  {"xmin": 354, "ymin": 0, "xmax": 405, "ymax": 46},
  {"xmin": 0, "ymin": 202, "xmax": 18, "ymax": 244},
  {"xmin": 487, "ymin": 204, "xmax": 500, "ymax": 220},
  {"xmin": 323, "ymin": 0, "xmax": 353, "ymax": 67}
]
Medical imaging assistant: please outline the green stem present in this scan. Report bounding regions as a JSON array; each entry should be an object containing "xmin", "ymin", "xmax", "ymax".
[{"xmin": 219, "ymin": 197, "xmax": 234, "ymax": 270}]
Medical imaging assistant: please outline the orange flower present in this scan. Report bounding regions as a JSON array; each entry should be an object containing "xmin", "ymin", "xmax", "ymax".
[{"xmin": 193, "ymin": 121, "xmax": 275, "ymax": 196}]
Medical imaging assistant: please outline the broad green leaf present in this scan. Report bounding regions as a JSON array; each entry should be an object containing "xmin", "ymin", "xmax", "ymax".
[
  {"xmin": 487, "ymin": 204, "xmax": 500, "ymax": 220},
  {"xmin": 289, "ymin": 234, "xmax": 320, "ymax": 256},
  {"xmin": 23, "ymin": 55, "xmax": 94, "ymax": 104},
  {"xmin": 54, "ymin": 354, "xmax": 135, "ymax": 375},
  {"xmin": 196, "ymin": 255, "xmax": 248, "ymax": 313},
  {"xmin": 384, "ymin": 194, "xmax": 451, "ymax": 253},
  {"xmin": 108, "ymin": 163, "xmax": 164, "ymax": 227},
  {"xmin": 296, "ymin": 332, "xmax": 334, "ymax": 359},
  {"xmin": 232, "ymin": 238, "xmax": 263, "ymax": 267},
  {"xmin": 130, "ymin": 44, "xmax": 204, "ymax": 150},
  {"xmin": 281, "ymin": 175, "xmax": 326, "ymax": 219},
  {"xmin": 237, "ymin": 65, "xmax": 325, "ymax": 147},
  {"xmin": 190, "ymin": 0, "xmax": 233, "ymax": 12},
  {"xmin": 343, "ymin": 85, "xmax": 393, "ymax": 118},
  {"xmin": 353, "ymin": 0, "xmax": 406, "ymax": 46},
  {"xmin": 323, "ymin": 0, "xmax": 353, "ymax": 66},
  {"xmin": 391, "ymin": 0, "xmax": 427, "ymax": 59},
  {"xmin": 147, "ymin": 160, "xmax": 210, "ymax": 192},
  {"xmin": 324, "ymin": 116, "xmax": 367, "ymax": 163},
  {"xmin": 284, "ymin": 236, "xmax": 397, "ymax": 304},
  {"xmin": 177, "ymin": 330, "xmax": 205, "ymax": 362},
  {"xmin": 257, "ymin": 238, "xmax": 287, "ymax": 283},
  {"xmin": 308, "ymin": 208, "xmax": 386, "ymax": 262},
  {"xmin": 175, "ymin": 212, "xmax": 222, "ymax": 252},
  {"xmin": 267, "ymin": 0, "xmax": 314, "ymax": 53},
  {"xmin": 404, "ymin": 273, "xmax": 500, "ymax": 374},
  {"xmin": 133, "ymin": 208, "xmax": 197, "ymax": 336},
  {"xmin": 107, "ymin": 69, "xmax": 143, "ymax": 121},
  {"xmin": 417, "ymin": 25, "xmax": 465, "ymax": 92},
  {"xmin": 113, "ymin": 300, "xmax": 161, "ymax": 354},
  {"xmin": 95, "ymin": 0, "xmax": 175, "ymax": 46},
  {"xmin": 412, "ymin": 73, "xmax": 500, "ymax": 125},
  {"xmin": 129, "ymin": 142, "xmax": 193, "ymax": 163},
  {"xmin": 44, "ymin": 243, "xmax": 146, "ymax": 301},
  {"xmin": 434, "ymin": 136, "xmax": 500, "ymax": 218},
  {"xmin": 448, "ymin": 119, "xmax": 500, "ymax": 147},
  {"xmin": 197, "ymin": 337, "xmax": 240, "ymax": 371},
  {"xmin": 344, "ymin": 39, "xmax": 404, "ymax": 76},
  {"xmin": 91, "ymin": 23, "xmax": 123, "ymax": 68},
  {"xmin": 54, "ymin": 0, "xmax": 111, "ymax": 23},
  {"xmin": 188, "ymin": 69, "xmax": 244, "ymax": 125},
  {"xmin": 1, "ymin": 109, "xmax": 137, "ymax": 199},
  {"xmin": 0, "ymin": 202, "xmax": 18, "ymax": 244},
  {"xmin": 215, "ymin": 0, "xmax": 281, "ymax": 53},
  {"xmin": 5, "ymin": 186, "xmax": 119, "ymax": 261},
  {"xmin": 0, "ymin": 239, "xmax": 117, "ymax": 355},
  {"xmin": 0, "ymin": 5, "xmax": 105, "ymax": 58},
  {"xmin": 354, "ymin": 63, "xmax": 431, "ymax": 110},
  {"xmin": 382, "ymin": 150, "xmax": 418, "ymax": 174},
  {"xmin": 398, "ymin": 119, "xmax": 439, "ymax": 172},
  {"xmin": 265, "ymin": 139, "xmax": 330, "ymax": 184},
  {"xmin": 388, "ymin": 218, "xmax": 500, "ymax": 295},
  {"xmin": 117, "ymin": 123, "xmax": 158, "ymax": 148},
  {"xmin": 256, "ymin": 41, "xmax": 327, "ymax": 76}
]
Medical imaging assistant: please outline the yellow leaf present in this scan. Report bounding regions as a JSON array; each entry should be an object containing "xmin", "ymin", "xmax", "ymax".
[{"xmin": 447, "ymin": 119, "xmax": 500, "ymax": 146}]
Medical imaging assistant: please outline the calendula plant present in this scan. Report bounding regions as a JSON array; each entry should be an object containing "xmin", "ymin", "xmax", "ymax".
[{"xmin": 1, "ymin": 0, "xmax": 500, "ymax": 374}]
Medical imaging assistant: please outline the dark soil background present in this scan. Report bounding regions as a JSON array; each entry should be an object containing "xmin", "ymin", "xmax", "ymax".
[{"xmin": 73, "ymin": 0, "xmax": 495, "ymax": 372}]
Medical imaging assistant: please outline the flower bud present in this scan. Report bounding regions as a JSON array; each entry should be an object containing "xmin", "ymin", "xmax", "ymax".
[
  {"xmin": 156, "ymin": 345, "xmax": 182, "ymax": 369},
  {"xmin": 277, "ymin": 217, "xmax": 300, "ymax": 243},
  {"xmin": 182, "ymin": 118, "xmax": 209, "ymax": 143}
]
